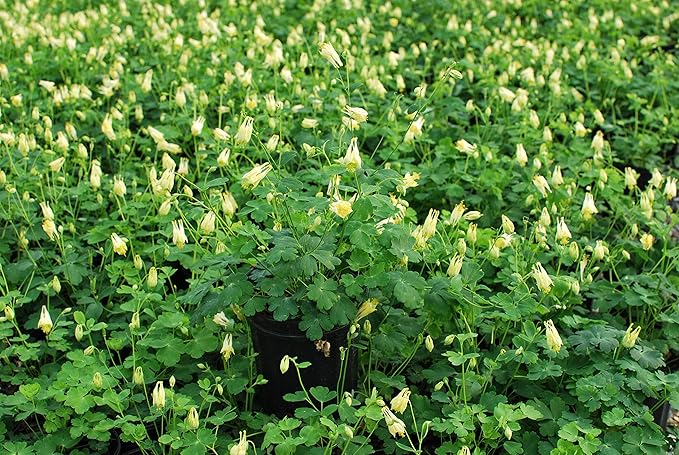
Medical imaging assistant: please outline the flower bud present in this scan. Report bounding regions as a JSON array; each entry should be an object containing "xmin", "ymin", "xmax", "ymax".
[
  {"xmin": 75, "ymin": 324, "xmax": 84, "ymax": 341},
  {"xmin": 280, "ymin": 355, "xmax": 290, "ymax": 374},
  {"xmin": 51, "ymin": 276, "xmax": 61, "ymax": 294},
  {"xmin": 133, "ymin": 366, "xmax": 144, "ymax": 385},
  {"xmin": 84, "ymin": 345, "xmax": 95, "ymax": 356},
  {"xmin": 4, "ymin": 306, "xmax": 14, "ymax": 321},
  {"xmin": 169, "ymin": 375, "xmax": 176, "ymax": 388},
  {"xmin": 186, "ymin": 407, "xmax": 199, "ymax": 430},
  {"xmin": 133, "ymin": 254, "xmax": 143, "ymax": 270},
  {"xmin": 92, "ymin": 372, "xmax": 104, "ymax": 389},
  {"xmin": 147, "ymin": 267, "xmax": 158, "ymax": 288},
  {"xmin": 425, "ymin": 335, "xmax": 434, "ymax": 352},
  {"xmin": 129, "ymin": 312, "xmax": 141, "ymax": 330}
]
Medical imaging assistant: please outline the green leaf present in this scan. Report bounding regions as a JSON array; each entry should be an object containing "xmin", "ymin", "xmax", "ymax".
[
  {"xmin": 64, "ymin": 387, "xmax": 95, "ymax": 414},
  {"xmin": 309, "ymin": 386, "xmax": 336, "ymax": 403},
  {"xmin": 390, "ymin": 271, "xmax": 426, "ymax": 309},
  {"xmin": 19, "ymin": 383, "xmax": 41, "ymax": 400},
  {"xmin": 307, "ymin": 276, "xmax": 338, "ymax": 311},
  {"xmin": 269, "ymin": 297, "xmax": 299, "ymax": 321}
]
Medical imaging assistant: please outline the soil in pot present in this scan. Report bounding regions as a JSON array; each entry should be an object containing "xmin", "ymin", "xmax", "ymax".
[{"xmin": 250, "ymin": 313, "xmax": 358, "ymax": 416}]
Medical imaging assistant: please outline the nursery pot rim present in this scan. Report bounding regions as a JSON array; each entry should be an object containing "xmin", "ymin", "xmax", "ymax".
[{"xmin": 249, "ymin": 311, "xmax": 349, "ymax": 339}]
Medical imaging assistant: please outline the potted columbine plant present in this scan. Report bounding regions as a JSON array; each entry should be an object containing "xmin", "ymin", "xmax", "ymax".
[{"xmin": 215, "ymin": 130, "xmax": 423, "ymax": 413}]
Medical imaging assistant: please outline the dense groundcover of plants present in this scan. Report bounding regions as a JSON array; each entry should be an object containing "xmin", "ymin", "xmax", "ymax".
[{"xmin": 1, "ymin": 0, "xmax": 679, "ymax": 453}]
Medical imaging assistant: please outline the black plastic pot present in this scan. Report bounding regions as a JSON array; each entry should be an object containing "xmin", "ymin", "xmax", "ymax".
[{"xmin": 250, "ymin": 313, "xmax": 358, "ymax": 416}]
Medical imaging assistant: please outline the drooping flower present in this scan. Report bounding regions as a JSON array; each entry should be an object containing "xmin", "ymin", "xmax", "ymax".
[
  {"xmin": 624, "ymin": 167, "xmax": 639, "ymax": 190},
  {"xmin": 101, "ymin": 114, "xmax": 116, "ymax": 140},
  {"xmin": 330, "ymin": 195, "xmax": 355, "ymax": 220},
  {"xmin": 199, "ymin": 211, "xmax": 216, "ymax": 235},
  {"xmin": 532, "ymin": 262, "xmax": 553, "ymax": 294},
  {"xmin": 337, "ymin": 137, "xmax": 362, "ymax": 172},
  {"xmin": 555, "ymin": 217, "xmax": 572, "ymax": 245},
  {"xmin": 532, "ymin": 175, "xmax": 551, "ymax": 198},
  {"xmin": 581, "ymin": 193, "xmax": 598, "ymax": 220},
  {"xmin": 356, "ymin": 298, "xmax": 379, "ymax": 321},
  {"xmin": 171, "ymin": 220, "xmax": 188, "ymax": 249},
  {"xmin": 455, "ymin": 139, "xmax": 477, "ymax": 155},
  {"xmin": 111, "ymin": 233, "xmax": 128, "ymax": 256},
  {"xmin": 230, "ymin": 431, "xmax": 249, "ymax": 455},
  {"xmin": 397, "ymin": 171, "xmax": 420, "ymax": 194},
  {"xmin": 381, "ymin": 407, "xmax": 406, "ymax": 438},
  {"xmin": 390, "ymin": 388, "xmax": 411, "ymax": 414},
  {"xmin": 544, "ymin": 320, "xmax": 563, "ymax": 352},
  {"xmin": 516, "ymin": 143, "xmax": 528, "ymax": 167},
  {"xmin": 38, "ymin": 305, "xmax": 53, "ymax": 334},
  {"xmin": 241, "ymin": 162, "xmax": 273, "ymax": 190},
  {"xmin": 447, "ymin": 254, "xmax": 464, "ymax": 278},
  {"xmin": 49, "ymin": 157, "xmax": 65, "ymax": 172},
  {"xmin": 221, "ymin": 334, "xmax": 235, "ymax": 361},
  {"xmin": 185, "ymin": 407, "xmax": 199, "ymax": 430},
  {"xmin": 404, "ymin": 116, "xmax": 425, "ymax": 143},
  {"xmin": 343, "ymin": 106, "xmax": 368, "ymax": 123},
  {"xmin": 319, "ymin": 42, "xmax": 343, "ymax": 68},
  {"xmin": 90, "ymin": 159, "xmax": 103, "ymax": 190},
  {"xmin": 621, "ymin": 324, "xmax": 642, "ymax": 348},
  {"xmin": 640, "ymin": 232, "xmax": 654, "ymax": 251},
  {"xmin": 113, "ymin": 176, "xmax": 127, "ymax": 197},
  {"xmin": 234, "ymin": 116, "xmax": 254, "ymax": 145},
  {"xmin": 191, "ymin": 116, "xmax": 205, "ymax": 136},
  {"xmin": 501, "ymin": 215, "xmax": 515, "ymax": 235},
  {"xmin": 152, "ymin": 381, "xmax": 165, "ymax": 409}
]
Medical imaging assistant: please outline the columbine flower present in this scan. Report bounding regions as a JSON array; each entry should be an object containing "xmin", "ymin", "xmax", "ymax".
[
  {"xmin": 390, "ymin": 388, "xmax": 411, "ymax": 414},
  {"xmin": 330, "ymin": 195, "xmax": 356, "ymax": 220},
  {"xmin": 49, "ymin": 157, "xmax": 65, "ymax": 172},
  {"xmin": 624, "ymin": 167, "xmax": 638, "ymax": 190},
  {"xmin": 447, "ymin": 254, "xmax": 464, "ymax": 278},
  {"xmin": 532, "ymin": 175, "xmax": 551, "ymax": 198},
  {"xmin": 221, "ymin": 334, "xmax": 235, "ymax": 361},
  {"xmin": 412, "ymin": 209, "xmax": 440, "ymax": 249},
  {"xmin": 649, "ymin": 168, "xmax": 663, "ymax": 188},
  {"xmin": 581, "ymin": 193, "xmax": 598, "ymax": 220},
  {"xmin": 664, "ymin": 177, "xmax": 677, "ymax": 200},
  {"xmin": 555, "ymin": 217, "xmax": 572, "ymax": 245},
  {"xmin": 113, "ymin": 176, "xmax": 126, "ymax": 197},
  {"xmin": 42, "ymin": 218, "xmax": 59, "ymax": 241},
  {"xmin": 404, "ymin": 116, "xmax": 424, "ymax": 143},
  {"xmin": 280, "ymin": 355, "xmax": 290, "ymax": 374},
  {"xmin": 397, "ymin": 172, "xmax": 420, "ymax": 194},
  {"xmin": 621, "ymin": 324, "xmax": 642, "ymax": 348},
  {"xmin": 356, "ymin": 298, "xmax": 379, "ymax": 321},
  {"xmin": 544, "ymin": 320, "xmax": 563, "ymax": 352},
  {"xmin": 152, "ymin": 381, "xmax": 165, "ymax": 409},
  {"xmin": 501, "ymin": 215, "xmax": 515, "ymax": 235},
  {"xmin": 191, "ymin": 116, "xmax": 205, "ymax": 136},
  {"xmin": 447, "ymin": 201, "xmax": 466, "ymax": 226},
  {"xmin": 455, "ymin": 139, "xmax": 477, "ymax": 155},
  {"xmin": 515, "ymin": 144, "xmax": 528, "ymax": 167},
  {"xmin": 532, "ymin": 262, "xmax": 553, "ymax": 294},
  {"xmin": 172, "ymin": 220, "xmax": 188, "ymax": 249},
  {"xmin": 241, "ymin": 163, "xmax": 273, "ymax": 190},
  {"xmin": 234, "ymin": 116, "xmax": 254, "ymax": 145},
  {"xmin": 185, "ymin": 407, "xmax": 199, "ymax": 430},
  {"xmin": 111, "ymin": 233, "xmax": 128, "ymax": 256},
  {"xmin": 147, "ymin": 267, "xmax": 158, "ymax": 288},
  {"xmin": 498, "ymin": 87, "xmax": 515, "ymax": 102},
  {"xmin": 90, "ymin": 159, "xmax": 103, "ymax": 190},
  {"xmin": 230, "ymin": 431, "xmax": 248, "ymax": 455},
  {"xmin": 593, "ymin": 240, "xmax": 609, "ymax": 261},
  {"xmin": 382, "ymin": 407, "xmax": 406, "ymax": 438},
  {"xmin": 221, "ymin": 191, "xmax": 238, "ymax": 217},
  {"xmin": 38, "ymin": 305, "xmax": 53, "ymax": 334},
  {"xmin": 337, "ymin": 137, "xmax": 362, "ymax": 172},
  {"xmin": 319, "ymin": 42, "xmax": 343, "ymax": 68},
  {"xmin": 640, "ymin": 191, "xmax": 653, "ymax": 219},
  {"xmin": 101, "ymin": 114, "xmax": 116, "ymax": 140},
  {"xmin": 40, "ymin": 202, "xmax": 54, "ymax": 220},
  {"xmin": 301, "ymin": 118, "xmax": 318, "ymax": 129},
  {"xmin": 213, "ymin": 312, "xmax": 234, "ymax": 328},
  {"xmin": 200, "ymin": 211, "xmax": 216, "ymax": 234},
  {"xmin": 551, "ymin": 166, "xmax": 564, "ymax": 186},
  {"xmin": 343, "ymin": 106, "xmax": 368, "ymax": 123},
  {"xmin": 640, "ymin": 232, "xmax": 654, "ymax": 251}
]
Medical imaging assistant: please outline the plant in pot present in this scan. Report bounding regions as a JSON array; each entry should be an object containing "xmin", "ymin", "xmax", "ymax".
[{"xmin": 204, "ymin": 133, "xmax": 425, "ymax": 414}]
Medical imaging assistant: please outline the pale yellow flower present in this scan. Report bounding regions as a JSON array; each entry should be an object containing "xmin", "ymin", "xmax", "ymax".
[
  {"xmin": 319, "ymin": 42, "xmax": 343, "ymax": 68},
  {"xmin": 381, "ymin": 407, "xmax": 406, "ymax": 438},
  {"xmin": 241, "ymin": 162, "xmax": 273, "ymax": 190},
  {"xmin": 110, "ymin": 233, "xmax": 128, "ymax": 256},
  {"xmin": 621, "ymin": 324, "xmax": 641, "ymax": 348},
  {"xmin": 38, "ymin": 305, "xmax": 53, "ymax": 334},
  {"xmin": 390, "ymin": 388, "xmax": 411, "ymax": 414},
  {"xmin": 532, "ymin": 262, "xmax": 553, "ymax": 294},
  {"xmin": 640, "ymin": 232, "xmax": 654, "ymax": 251},
  {"xmin": 343, "ymin": 106, "xmax": 368, "ymax": 123},
  {"xmin": 447, "ymin": 254, "xmax": 464, "ymax": 277},
  {"xmin": 191, "ymin": 116, "xmax": 205, "ymax": 136},
  {"xmin": 152, "ymin": 381, "xmax": 165, "ymax": 409},
  {"xmin": 221, "ymin": 334, "xmax": 235, "ymax": 361},
  {"xmin": 49, "ymin": 157, "xmax": 65, "ymax": 172},
  {"xmin": 581, "ymin": 193, "xmax": 598, "ymax": 220},
  {"xmin": 356, "ymin": 298, "xmax": 379, "ymax": 321},
  {"xmin": 235, "ymin": 116, "xmax": 254, "ymax": 146},
  {"xmin": 337, "ymin": 137, "xmax": 362, "ymax": 172},
  {"xmin": 544, "ymin": 320, "xmax": 563, "ymax": 352},
  {"xmin": 172, "ymin": 220, "xmax": 188, "ymax": 249},
  {"xmin": 556, "ymin": 217, "xmax": 572, "ymax": 245},
  {"xmin": 230, "ymin": 431, "xmax": 249, "ymax": 455}
]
